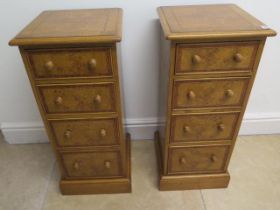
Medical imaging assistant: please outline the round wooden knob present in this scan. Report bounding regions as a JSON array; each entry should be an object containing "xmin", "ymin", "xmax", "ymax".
[
  {"xmin": 104, "ymin": 161, "xmax": 111, "ymax": 169},
  {"xmin": 225, "ymin": 89, "xmax": 234, "ymax": 98},
  {"xmin": 183, "ymin": 126, "xmax": 191, "ymax": 133},
  {"xmin": 180, "ymin": 157, "xmax": 187, "ymax": 164},
  {"xmin": 211, "ymin": 155, "xmax": 217, "ymax": 162},
  {"xmin": 73, "ymin": 162, "xmax": 80, "ymax": 170},
  {"xmin": 55, "ymin": 96, "xmax": 63, "ymax": 105},
  {"xmin": 64, "ymin": 130, "xmax": 72, "ymax": 139},
  {"xmin": 94, "ymin": 94, "xmax": 102, "ymax": 104},
  {"xmin": 233, "ymin": 53, "xmax": 243, "ymax": 63},
  {"xmin": 100, "ymin": 129, "xmax": 107, "ymax": 137},
  {"xmin": 192, "ymin": 55, "xmax": 202, "ymax": 64},
  {"xmin": 44, "ymin": 61, "xmax": 54, "ymax": 71},
  {"xmin": 187, "ymin": 91, "xmax": 196, "ymax": 100},
  {"xmin": 88, "ymin": 59, "xmax": 97, "ymax": 70},
  {"xmin": 217, "ymin": 123, "xmax": 225, "ymax": 131}
]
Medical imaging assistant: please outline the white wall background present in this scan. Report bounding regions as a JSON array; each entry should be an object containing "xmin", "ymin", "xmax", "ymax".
[{"xmin": 1, "ymin": 0, "xmax": 280, "ymax": 143}]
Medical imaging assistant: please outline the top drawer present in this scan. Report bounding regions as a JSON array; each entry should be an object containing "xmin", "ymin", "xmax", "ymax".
[
  {"xmin": 175, "ymin": 42, "xmax": 258, "ymax": 74},
  {"xmin": 26, "ymin": 47, "xmax": 113, "ymax": 79}
]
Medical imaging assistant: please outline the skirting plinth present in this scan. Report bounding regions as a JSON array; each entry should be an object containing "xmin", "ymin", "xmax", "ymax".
[
  {"xmin": 60, "ymin": 133, "xmax": 132, "ymax": 195},
  {"xmin": 154, "ymin": 131, "xmax": 230, "ymax": 191}
]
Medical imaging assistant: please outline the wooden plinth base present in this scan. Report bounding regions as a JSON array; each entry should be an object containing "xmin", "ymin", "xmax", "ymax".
[
  {"xmin": 154, "ymin": 131, "xmax": 230, "ymax": 191},
  {"xmin": 60, "ymin": 133, "xmax": 132, "ymax": 195}
]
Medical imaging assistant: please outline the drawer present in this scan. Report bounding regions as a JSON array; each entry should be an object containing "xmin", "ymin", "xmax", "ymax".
[
  {"xmin": 175, "ymin": 42, "xmax": 258, "ymax": 73},
  {"xmin": 168, "ymin": 146, "xmax": 229, "ymax": 174},
  {"xmin": 173, "ymin": 77, "xmax": 249, "ymax": 109},
  {"xmin": 38, "ymin": 83, "xmax": 116, "ymax": 114},
  {"xmin": 61, "ymin": 151, "xmax": 122, "ymax": 178},
  {"xmin": 50, "ymin": 118, "xmax": 119, "ymax": 147},
  {"xmin": 170, "ymin": 112, "xmax": 239, "ymax": 143},
  {"xmin": 27, "ymin": 47, "xmax": 113, "ymax": 78}
]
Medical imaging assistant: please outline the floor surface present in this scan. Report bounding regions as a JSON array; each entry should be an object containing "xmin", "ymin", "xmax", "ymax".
[{"xmin": 0, "ymin": 134, "xmax": 279, "ymax": 210}]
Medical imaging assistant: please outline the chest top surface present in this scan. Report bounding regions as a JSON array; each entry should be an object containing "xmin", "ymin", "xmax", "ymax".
[
  {"xmin": 158, "ymin": 4, "xmax": 276, "ymax": 40},
  {"xmin": 9, "ymin": 8, "xmax": 122, "ymax": 46}
]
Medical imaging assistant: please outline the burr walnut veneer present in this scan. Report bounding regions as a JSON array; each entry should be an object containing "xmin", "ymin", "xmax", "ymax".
[
  {"xmin": 9, "ymin": 8, "xmax": 131, "ymax": 195},
  {"xmin": 156, "ymin": 4, "xmax": 276, "ymax": 191}
]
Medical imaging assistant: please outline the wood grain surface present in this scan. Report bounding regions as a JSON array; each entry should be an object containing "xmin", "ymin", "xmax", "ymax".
[
  {"xmin": 9, "ymin": 8, "xmax": 123, "ymax": 45},
  {"xmin": 158, "ymin": 4, "xmax": 276, "ymax": 40},
  {"xmin": 156, "ymin": 4, "xmax": 276, "ymax": 191},
  {"xmin": 10, "ymin": 8, "xmax": 131, "ymax": 194},
  {"xmin": 27, "ymin": 47, "xmax": 113, "ymax": 78}
]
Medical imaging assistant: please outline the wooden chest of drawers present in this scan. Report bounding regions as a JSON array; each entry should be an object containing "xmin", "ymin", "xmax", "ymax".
[
  {"xmin": 155, "ymin": 4, "xmax": 276, "ymax": 190},
  {"xmin": 9, "ymin": 8, "xmax": 131, "ymax": 195}
]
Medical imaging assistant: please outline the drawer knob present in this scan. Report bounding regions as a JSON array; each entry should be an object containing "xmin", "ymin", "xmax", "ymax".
[
  {"xmin": 192, "ymin": 55, "xmax": 202, "ymax": 64},
  {"xmin": 88, "ymin": 59, "xmax": 97, "ymax": 70},
  {"xmin": 211, "ymin": 155, "xmax": 218, "ymax": 162},
  {"xmin": 73, "ymin": 162, "xmax": 80, "ymax": 170},
  {"xmin": 104, "ymin": 161, "xmax": 111, "ymax": 169},
  {"xmin": 64, "ymin": 130, "xmax": 72, "ymax": 139},
  {"xmin": 100, "ymin": 129, "xmax": 107, "ymax": 137},
  {"xmin": 44, "ymin": 61, "xmax": 54, "ymax": 71},
  {"xmin": 55, "ymin": 96, "xmax": 63, "ymax": 105},
  {"xmin": 187, "ymin": 91, "xmax": 196, "ymax": 100},
  {"xmin": 225, "ymin": 89, "xmax": 234, "ymax": 98},
  {"xmin": 179, "ymin": 157, "xmax": 187, "ymax": 164},
  {"xmin": 217, "ymin": 123, "xmax": 225, "ymax": 131},
  {"xmin": 183, "ymin": 126, "xmax": 191, "ymax": 133},
  {"xmin": 94, "ymin": 94, "xmax": 102, "ymax": 104},
  {"xmin": 233, "ymin": 53, "xmax": 243, "ymax": 63}
]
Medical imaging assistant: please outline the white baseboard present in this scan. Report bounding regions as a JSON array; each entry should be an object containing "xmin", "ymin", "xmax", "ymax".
[
  {"xmin": 239, "ymin": 113, "xmax": 280, "ymax": 135},
  {"xmin": 0, "ymin": 121, "xmax": 48, "ymax": 144},
  {"xmin": 125, "ymin": 118, "xmax": 159, "ymax": 140},
  {"xmin": 1, "ymin": 113, "xmax": 280, "ymax": 144}
]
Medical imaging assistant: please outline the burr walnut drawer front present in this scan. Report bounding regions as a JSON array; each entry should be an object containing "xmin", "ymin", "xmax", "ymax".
[
  {"xmin": 175, "ymin": 42, "xmax": 258, "ymax": 73},
  {"xmin": 168, "ymin": 146, "xmax": 229, "ymax": 174},
  {"xmin": 27, "ymin": 47, "xmax": 113, "ymax": 78},
  {"xmin": 38, "ymin": 83, "xmax": 116, "ymax": 114},
  {"xmin": 50, "ymin": 118, "xmax": 119, "ymax": 147},
  {"xmin": 171, "ymin": 112, "xmax": 239, "ymax": 143},
  {"xmin": 173, "ymin": 77, "xmax": 249, "ymax": 109},
  {"xmin": 61, "ymin": 151, "xmax": 122, "ymax": 178}
]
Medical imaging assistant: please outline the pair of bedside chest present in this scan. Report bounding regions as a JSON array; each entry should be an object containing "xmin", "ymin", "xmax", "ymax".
[
  {"xmin": 9, "ymin": 9, "xmax": 131, "ymax": 195},
  {"xmin": 155, "ymin": 5, "xmax": 276, "ymax": 190},
  {"xmin": 9, "ymin": 4, "xmax": 276, "ymax": 195}
]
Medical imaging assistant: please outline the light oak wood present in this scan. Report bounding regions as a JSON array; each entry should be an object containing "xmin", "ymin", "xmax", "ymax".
[
  {"xmin": 49, "ymin": 117, "xmax": 119, "ymax": 147},
  {"xmin": 26, "ymin": 47, "xmax": 113, "ymax": 78},
  {"xmin": 170, "ymin": 112, "xmax": 239, "ymax": 142},
  {"xmin": 60, "ymin": 177, "xmax": 131, "ymax": 195},
  {"xmin": 9, "ymin": 8, "xmax": 130, "ymax": 195},
  {"xmin": 156, "ymin": 4, "xmax": 276, "ymax": 191},
  {"xmin": 168, "ymin": 145, "xmax": 229, "ymax": 174},
  {"xmin": 38, "ymin": 83, "xmax": 116, "ymax": 114},
  {"xmin": 60, "ymin": 133, "xmax": 131, "ymax": 195},
  {"xmin": 61, "ymin": 150, "xmax": 122, "ymax": 178},
  {"xmin": 173, "ymin": 77, "xmax": 250, "ymax": 109},
  {"xmin": 157, "ymin": 4, "xmax": 276, "ymax": 40},
  {"xmin": 9, "ymin": 8, "xmax": 123, "ymax": 46},
  {"xmin": 175, "ymin": 42, "xmax": 258, "ymax": 73},
  {"xmin": 154, "ymin": 132, "xmax": 230, "ymax": 190}
]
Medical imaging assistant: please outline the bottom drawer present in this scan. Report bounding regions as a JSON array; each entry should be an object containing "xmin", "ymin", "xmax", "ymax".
[
  {"xmin": 168, "ymin": 145, "xmax": 229, "ymax": 174},
  {"xmin": 61, "ymin": 150, "xmax": 122, "ymax": 178}
]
